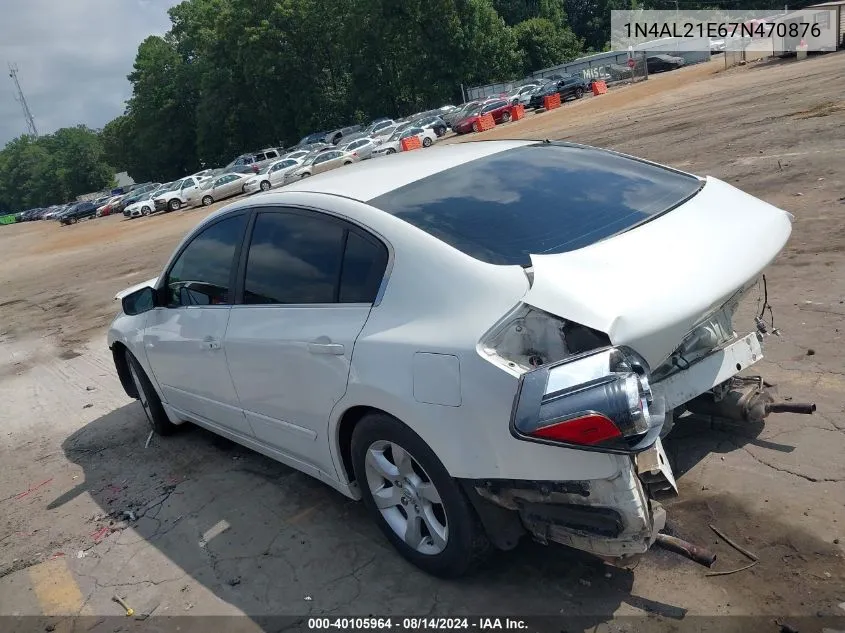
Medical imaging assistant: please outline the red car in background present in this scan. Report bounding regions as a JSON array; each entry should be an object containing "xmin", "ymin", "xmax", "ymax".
[{"xmin": 452, "ymin": 98, "xmax": 514, "ymax": 134}]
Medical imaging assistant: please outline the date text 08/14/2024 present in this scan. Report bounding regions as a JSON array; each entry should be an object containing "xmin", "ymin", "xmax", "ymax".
[
  {"xmin": 622, "ymin": 21, "xmax": 822, "ymax": 39},
  {"xmin": 307, "ymin": 618, "xmax": 531, "ymax": 631}
]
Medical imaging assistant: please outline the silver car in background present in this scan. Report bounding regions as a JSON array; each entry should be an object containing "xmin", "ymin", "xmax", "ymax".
[
  {"xmin": 291, "ymin": 148, "xmax": 361, "ymax": 179},
  {"xmin": 242, "ymin": 158, "xmax": 304, "ymax": 194},
  {"xmin": 195, "ymin": 172, "xmax": 251, "ymax": 206},
  {"xmin": 339, "ymin": 137, "xmax": 378, "ymax": 160}
]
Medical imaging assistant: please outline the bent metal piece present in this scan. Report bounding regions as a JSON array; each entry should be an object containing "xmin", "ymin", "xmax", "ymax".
[{"xmin": 654, "ymin": 533, "xmax": 716, "ymax": 568}]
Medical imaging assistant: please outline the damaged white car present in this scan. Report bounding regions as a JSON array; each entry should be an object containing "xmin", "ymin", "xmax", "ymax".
[{"xmin": 108, "ymin": 140, "xmax": 814, "ymax": 577}]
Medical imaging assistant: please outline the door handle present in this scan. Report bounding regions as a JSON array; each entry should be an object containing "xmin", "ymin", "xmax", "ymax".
[
  {"xmin": 201, "ymin": 337, "xmax": 221, "ymax": 351},
  {"xmin": 308, "ymin": 341, "xmax": 345, "ymax": 355}
]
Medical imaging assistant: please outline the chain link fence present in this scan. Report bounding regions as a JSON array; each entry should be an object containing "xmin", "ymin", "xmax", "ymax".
[
  {"xmin": 466, "ymin": 51, "xmax": 651, "ymax": 101},
  {"xmin": 466, "ymin": 43, "xmax": 711, "ymax": 102}
]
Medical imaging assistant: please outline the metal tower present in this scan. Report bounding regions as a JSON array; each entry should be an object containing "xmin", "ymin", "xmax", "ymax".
[{"xmin": 8, "ymin": 63, "xmax": 39, "ymax": 137}]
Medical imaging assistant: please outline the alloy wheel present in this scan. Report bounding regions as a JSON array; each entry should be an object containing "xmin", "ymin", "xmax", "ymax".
[{"xmin": 364, "ymin": 440, "xmax": 448, "ymax": 555}]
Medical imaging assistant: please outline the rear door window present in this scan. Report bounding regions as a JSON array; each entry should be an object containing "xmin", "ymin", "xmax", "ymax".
[{"xmin": 240, "ymin": 211, "xmax": 389, "ymax": 305}]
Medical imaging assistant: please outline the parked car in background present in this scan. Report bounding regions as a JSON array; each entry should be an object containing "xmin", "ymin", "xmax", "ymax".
[
  {"xmin": 442, "ymin": 100, "xmax": 482, "ymax": 128},
  {"xmin": 647, "ymin": 54, "xmax": 685, "ymax": 73},
  {"xmin": 125, "ymin": 183, "xmax": 172, "ymax": 218},
  {"xmin": 364, "ymin": 119, "xmax": 394, "ymax": 136},
  {"xmin": 452, "ymin": 99, "xmax": 513, "ymax": 134},
  {"xmin": 290, "ymin": 148, "xmax": 360, "ymax": 179},
  {"xmin": 224, "ymin": 148, "xmax": 284, "ymax": 174},
  {"xmin": 298, "ymin": 131, "xmax": 331, "ymax": 147},
  {"xmin": 413, "ymin": 116, "xmax": 448, "ymax": 137},
  {"xmin": 96, "ymin": 195, "xmax": 123, "ymax": 217},
  {"xmin": 242, "ymin": 158, "xmax": 304, "ymax": 194},
  {"xmin": 283, "ymin": 149, "xmax": 313, "ymax": 161},
  {"xmin": 373, "ymin": 126, "xmax": 438, "ymax": 156},
  {"xmin": 325, "ymin": 125, "xmax": 363, "ymax": 146},
  {"xmin": 116, "ymin": 183, "xmax": 161, "ymax": 215},
  {"xmin": 42, "ymin": 205, "xmax": 69, "ymax": 220},
  {"xmin": 58, "ymin": 201, "xmax": 98, "ymax": 225},
  {"xmin": 196, "ymin": 173, "xmax": 251, "ymax": 206},
  {"xmin": 189, "ymin": 169, "xmax": 215, "ymax": 181},
  {"xmin": 528, "ymin": 76, "xmax": 588, "ymax": 108},
  {"xmin": 372, "ymin": 124, "xmax": 399, "ymax": 142},
  {"xmin": 153, "ymin": 177, "xmax": 205, "ymax": 212},
  {"xmin": 509, "ymin": 83, "xmax": 541, "ymax": 105},
  {"xmin": 555, "ymin": 74, "xmax": 589, "ymax": 100},
  {"xmin": 339, "ymin": 137, "xmax": 378, "ymax": 160}
]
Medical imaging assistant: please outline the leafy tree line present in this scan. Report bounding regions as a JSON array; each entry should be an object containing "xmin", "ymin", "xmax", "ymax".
[
  {"xmin": 102, "ymin": 0, "xmax": 585, "ymax": 181},
  {"xmin": 0, "ymin": 126, "xmax": 115, "ymax": 211},
  {"xmin": 2, "ymin": 0, "xmax": 806, "ymax": 210}
]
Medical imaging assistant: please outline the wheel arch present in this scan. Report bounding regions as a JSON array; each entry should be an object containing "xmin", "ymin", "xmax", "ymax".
[
  {"xmin": 335, "ymin": 404, "xmax": 398, "ymax": 484},
  {"xmin": 110, "ymin": 341, "xmax": 139, "ymax": 399}
]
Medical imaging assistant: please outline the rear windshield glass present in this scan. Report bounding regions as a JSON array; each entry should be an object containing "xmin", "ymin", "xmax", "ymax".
[{"xmin": 368, "ymin": 143, "xmax": 702, "ymax": 266}]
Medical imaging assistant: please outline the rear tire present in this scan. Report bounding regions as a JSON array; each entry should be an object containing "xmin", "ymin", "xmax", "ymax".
[
  {"xmin": 126, "ymin": 352, "xmax": 176, "ymax": 436},
  {"xmin": 351, "ymin": 413, "xmax": 489, "ymax": 578},
  {"xmin": 575, "ymin": 87, "xmax": 584, "ymax": 99},
  {"xmin": 201, "ymin": 195, "xmax": 213, "ymax": 206}
]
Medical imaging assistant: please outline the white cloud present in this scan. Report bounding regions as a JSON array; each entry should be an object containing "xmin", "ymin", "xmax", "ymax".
[{"xmin": 0, "ymin": 0, "xmax": 177, "ymax": 146}]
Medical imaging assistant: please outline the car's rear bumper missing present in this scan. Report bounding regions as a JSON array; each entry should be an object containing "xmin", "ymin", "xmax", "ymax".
[{"xmin": 460, "ymin": 458, "xmax": 666, "ymax": 561}]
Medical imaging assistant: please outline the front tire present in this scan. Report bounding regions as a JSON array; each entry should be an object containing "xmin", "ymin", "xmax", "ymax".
[
  {"xmin": 501, "ymin": 111, "xmax": 512, "ymax": 123},
  {"xmin": 385, "ymin": 148, "xmax": 396, "ymax": 155},
  {"xmin": 575, "ymin": 87, "xmax": 584, "ymax": 99},
  {"xmin": 126, "ymin": 352, "xmax": 176, "ymax": 436},
  {"xmin": 260, "ymin": 180, "xmax": 271, "ymax": 191},
  {"xmin": 141, "ymin": 206, "xmax": 151, "ymax": 216},
  {"xmin": 168, "ymin": 199, "xmax": 181, "ymax": 212},
  {"xmin": 201, "ymin": 195, "xmax": 213, "ymax": 206},
  {"xmin": 351, "ymin": 413, "xmax": 488, "ymax": 578},
  {"xmin": 422, "ymin": 137, "xmax": 432, "ymax": 148}
]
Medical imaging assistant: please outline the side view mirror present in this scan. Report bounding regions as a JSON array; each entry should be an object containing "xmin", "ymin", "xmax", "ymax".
[{"xmin": 122, "ymin": 286, "xmax": 156, "ymax": 316}]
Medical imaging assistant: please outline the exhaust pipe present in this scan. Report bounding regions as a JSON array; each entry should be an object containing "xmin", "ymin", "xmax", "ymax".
[
  {"xmin": 654, "ymin": 533, "xmax": 716, "ymax": 568},
  {"xmin": 686, "ymin": 379, "xmax": 816, "ymax": 423},
  {"xmin": 766, "ymin": 402, "xmax": 816, "ymax": 415}
]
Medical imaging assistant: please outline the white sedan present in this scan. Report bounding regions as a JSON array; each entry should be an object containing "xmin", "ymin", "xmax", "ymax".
[
  {"xmin": 372, "ymin": 126, "xmax": 438, "ymax": 157},
  {"xmin": 242, "ymin": 158, "xmax": 303, "ymax": 194},
  {"xmin": 108, "ymin": 140, "xmax": 810, "ymax": 578},
  {"xmin": 124, "ymin": 197, "xmax": 156, "ymax": 218}
]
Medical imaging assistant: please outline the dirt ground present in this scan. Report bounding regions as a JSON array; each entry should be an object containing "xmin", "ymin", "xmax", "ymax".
[{"xmin": 1, "ymin": 53, "xmax": 845, "ymax": 631}]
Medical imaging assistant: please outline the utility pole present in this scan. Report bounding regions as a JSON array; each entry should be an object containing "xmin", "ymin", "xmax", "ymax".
[{"xmin": 8, "ymin": 63, "xmax": 38, "ymax": 137}]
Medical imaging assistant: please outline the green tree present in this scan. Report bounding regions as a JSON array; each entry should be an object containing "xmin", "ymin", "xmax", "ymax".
[
  {"xmin": 513, "ymin": 17, "xmax": 583, "ymax": 74},
  {"xmin": 0, "ymin": 127, "xmax": 115, "ymax": 210},
  {"xmin": 123, "ymin": 35, "xmax": 199, "ymax": 180}
]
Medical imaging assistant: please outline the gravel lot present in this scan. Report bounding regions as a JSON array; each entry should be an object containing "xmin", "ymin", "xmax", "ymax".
[{"xmin": 1, "ymin": 53, "xmax": 844, "ymax": 630}]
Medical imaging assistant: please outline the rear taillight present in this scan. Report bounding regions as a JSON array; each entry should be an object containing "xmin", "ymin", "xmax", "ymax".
[
  {"xmin": 531, "ymin": 413, "xmax": 622, "ymax": 445},
  {"xmin": 511, "ymin": 346, "xmax": 666, "ymax": 453}
]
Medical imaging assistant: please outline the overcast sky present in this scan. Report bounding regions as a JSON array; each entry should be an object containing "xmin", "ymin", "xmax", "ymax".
[{"xmin": 0, "ymin": 0, "xmax": 178, "ymax": 147}]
